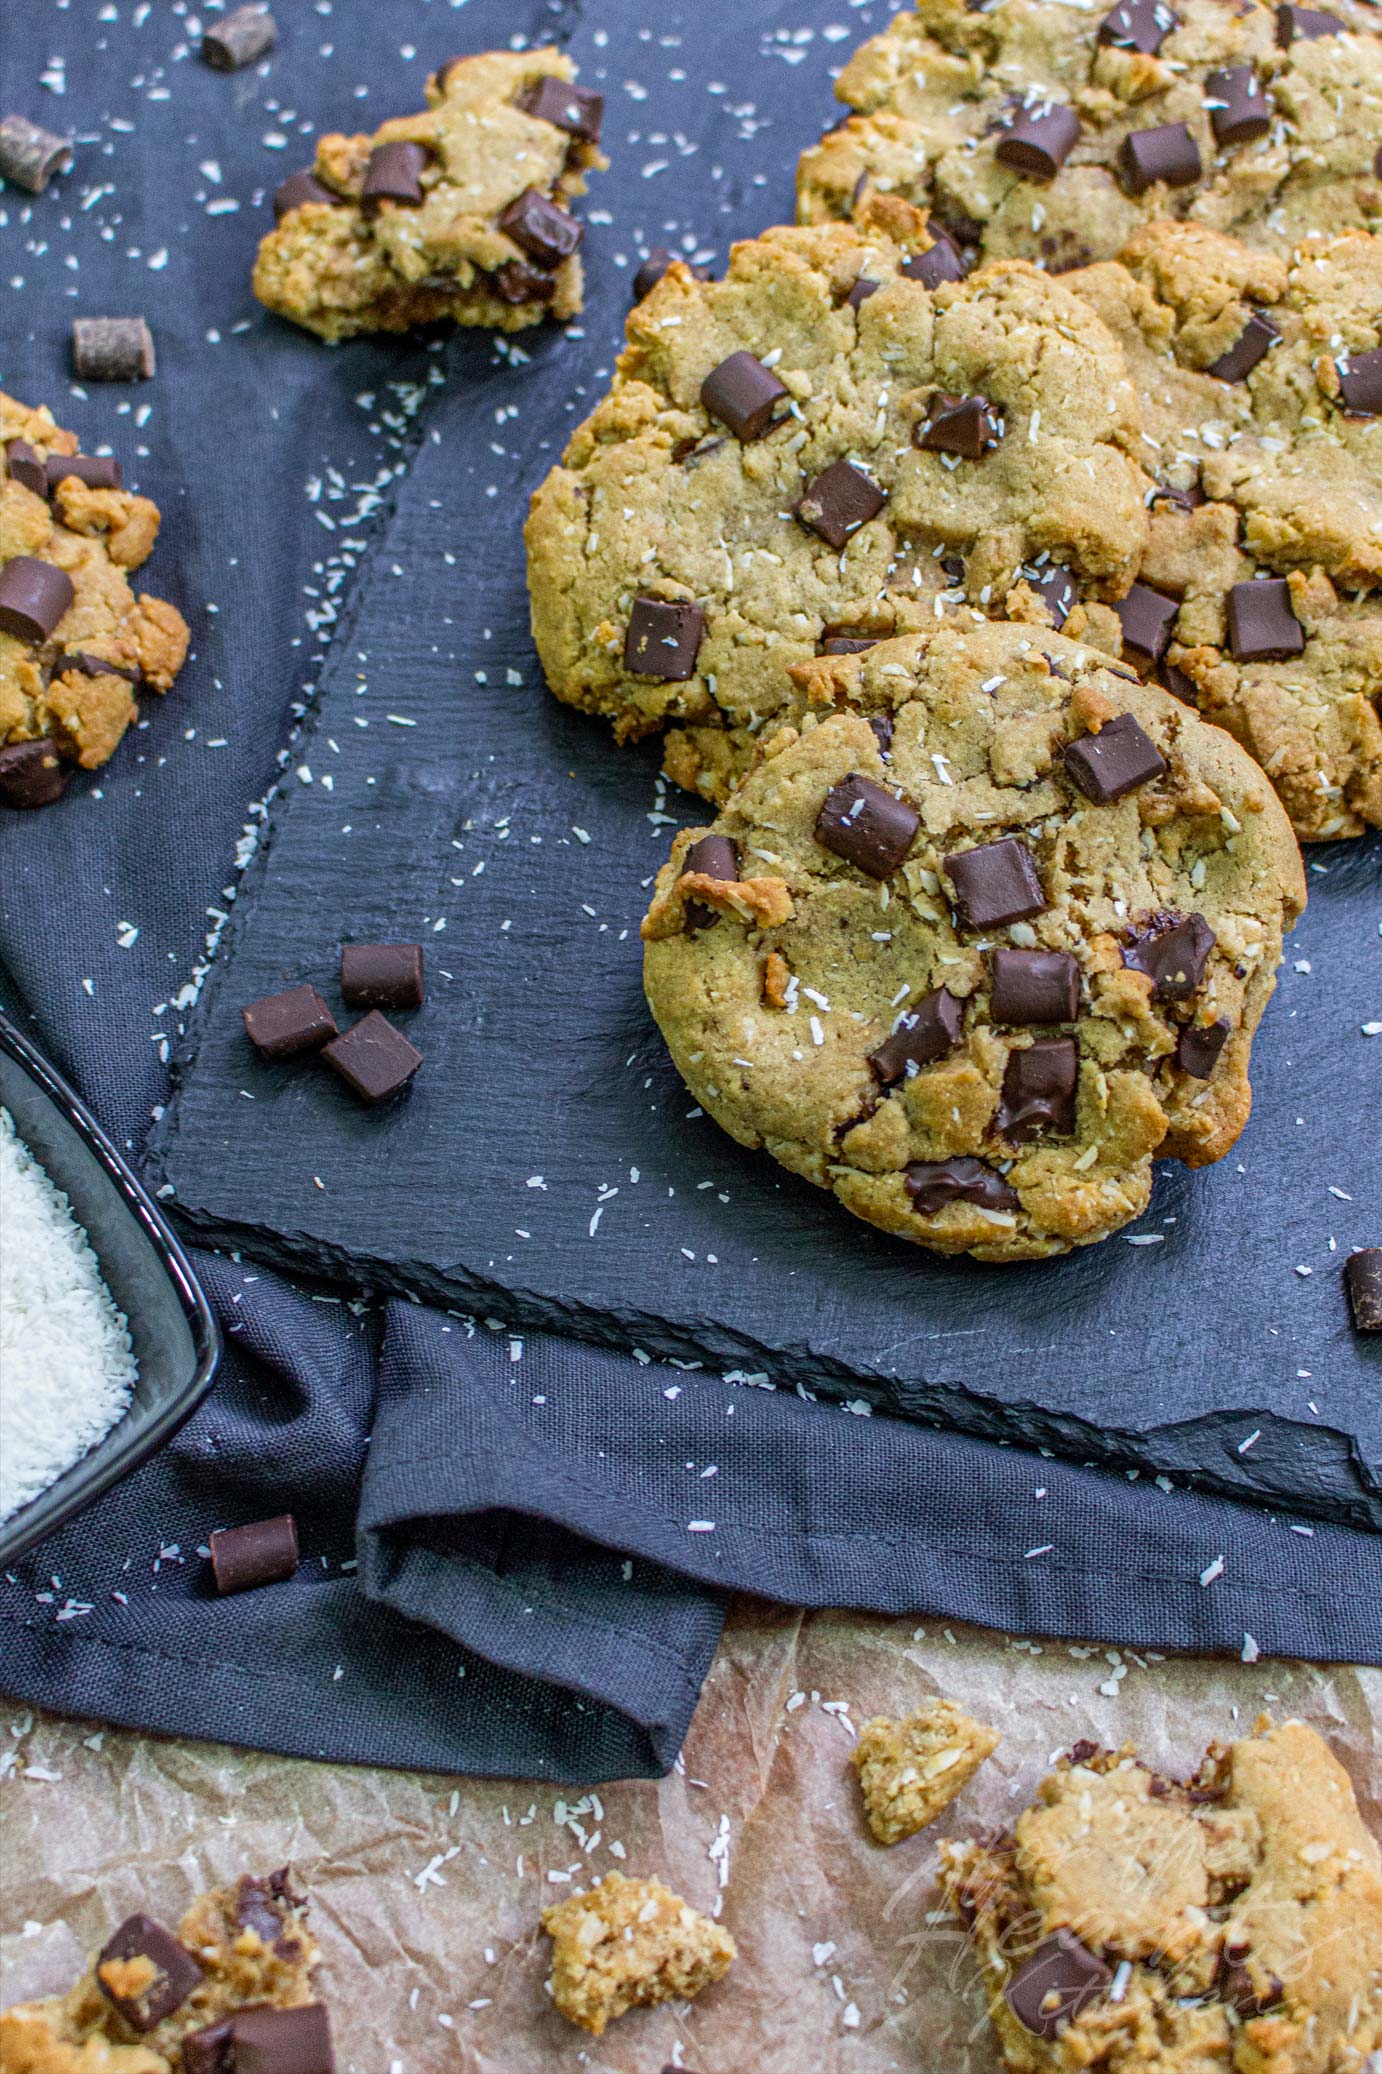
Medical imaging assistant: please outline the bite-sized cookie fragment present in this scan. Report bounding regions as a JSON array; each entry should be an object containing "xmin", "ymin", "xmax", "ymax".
[
  {"xmin": 852, "ymin": 1699, "xmax": 1000, "ymax": 1844},
  {"xmin": 642, "ymin": 621, "xmax": 1304, "ymax": 1262},
  {"xmin": 796, "ymin": 0, "xmax": 1382, "ymax": 271},
  {"xmin": 251, "ymin": 47, "xmax": 604, "ymax": 340},
  {"xmin": 939, "ymin": 1716, "xmax": 1382, "ymax": 2073},
  {"xmin": 540, "ymin": 1870, "xmax": 735, "ymax": 2037},
  {"xmin": 526, "ymin": 202, "xmax": 1153, "ymax": 802}
]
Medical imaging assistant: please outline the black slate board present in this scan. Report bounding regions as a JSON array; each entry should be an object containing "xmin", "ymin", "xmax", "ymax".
[{"xmin": 153, "ymin": 0, "xmax": 1382, "ymax": 1529}]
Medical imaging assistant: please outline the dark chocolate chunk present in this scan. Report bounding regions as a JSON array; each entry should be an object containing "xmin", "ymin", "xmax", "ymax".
[
  {"xmin": 847, "ymin": 274, "xmax": 881, "ymax": 309},
  {"xmin": 182, "ymin": 2017, "xmax": 237, "ymax": 2074},
  {"xmin": 624, "ymin": 596, "xmax": 704, "ymax": 680},
  {"xmin": 60, "ymin": 650, "xmax": 142, "ymax": 685},
  {"xmin": 274, "ymin": 169, "xmax": 343, "ymax": 220},
  {"xmin": 210, "ymin": 1513, "xmax": 300, "ymax": 1595},
  {"xmin": 499, "ymin": 186, "xmax": 581, "ymax": 267},
  {"xmin": 995, "ymin": 101, "xmax": 1081, "ymax": 180},
  {"xmin": 1151, "ymin": 477, "xmax": 1203, "ymax": 512},
  {"xmin": 671, "ymin": 433, "xmax": 728, "ymax": 467},
  {"xmin": 916, "ymin": 391, "xmax": 1003, "ymax": 458},
  {"xmin": 46, "ymin": 451, "xmax": 123, "ymax": 491},
  {"xmin": 820, "ymin": 634, "xmax": 878, "ymax": 655},
  {"xmin": 242, "ymin": 984, "xmax": 338, "ymax": 1060},
  {"xmin": 1218, "ymin": 1955, "xmax": 1284, "ymax": 2018},
  {"xmin": 989, "ymin": 948, "xmax": 1079, "ymax": 1024},
  {"xmin": 700, "ymin": 350, "xmax": 788, "ymax": 442},
  {"xmin": 1205, "ymin": 66, "xmax": 1271, "ymax": 146},
  {"xmin": 1114, "ymin": 581, "xmax": 1178, "ymax": 665},
  {"xmin": 0, "ymin": 113, "xmax": 73, "ymax": 193},
  {"xmin": 944, "ymin": 837, "xmax": 1047, "ymax": 929},
  {"xmin": 1277, "ymin": 2, "xmax": 1344, "ymax": 38},
  {"xmin": 869, "ymin": 712, "xmax": 894, "ymax": 755},
  {"xmin": 631, "ymin": 248, "xmax": 711, "ymax": 300},
  {"xmin": 1208, "ymin": 312, "xmax": 1279, "ymax": 381},
  {"xmin": 1344, "ymin": 1249, "xmax": 1382, "ymax": 1332},
  {"xmin": 1123, "ymin": 911, "xmax": 1215, "ymax": 998},
  {"xmin": 201, "ymin": 4, "xmax": 277, "ymax": 69},
  {"xmin": 1336, "ymin": 346, "xmax": 1382, "ymax": 417},
  {"xmin": 997, "ymin": 1037, "xmax": 1079, "ymax": 1139},
  {"xmin": 490, "ymin": 260, "xmax": 556, "ymax": 306},
  {"xmin": 520, "ymin": 76, "xmax": 603, "ymax": 144},
  {"xmin": 72, "ymin": 316, "xmax": 156, "ymax": 383},
  {"xmin": 1099, "ymin": 0, "xmax": 1179, "ymax": 51},
  {"xmin": 235, "ymin": 1870, "xmax": 293, "ymax": 1946},
  {"xmin": 362, "ymin": 142, "xmax": 430, "ymax": 210},
  {"xmin": 1064, "ymin": 710, "xmax": 1167, "ymax": 802},
  {"xmin": 323, "ymin": 1011, "xmax": 423, "ymax": 1103},
  {"xmin": 232, "ymin": 2004, "xmax": 335, "ymax": 2074},
  {"xmin": 1068, "ymin": 1739, "xmax": 1101, "ymax": 1764},
  {"xmin": 1226, "ymin": 578, "xmax": 1304, "ymax": 661},
  {"xmin": 1175, "ymin": 1016, "xmax": 1230, "ymax": 1077},
  {"xmin": 905, "ymin": 1156, "xmax": 1020, "ymax": 1218},
  {"xmin": 1159, "ymin": 659, "xmax": 1199, "ymax": 704},
  {"xmin": 901, "ymin": 233, "xmax": 964, "ymax": 288},
  {"xmin": 796, "ymin": 458, "xmax": 886, "ymax": 550},
  {"xmin": 1119, "ymin": 121, "xmax": 1201, "ymax": 194},
  {"xmin": 680, "ymin": 832, "xmax": 739, "ymax": 929},
  {"xmin": 96, "ymin": 1916, "xmax": 203, "ymax": 2031},
  {"xmin": 0, "ymin": 556, "xmax": 74, "ymax": 644},
  {"xmin": 1029, "ymin": 565, "xmax": 1076, "ymax": 626},
  {"xmin": 869, "ymin": 988, "xmax": 965, "ymax": 1083},
  {"xmin": 341, "ymin": 943, "xmax": 424, "ymax": 1011},
  {"xmin": 5, "ymin": 439, "xmax": 48, "ymax": 497},
  {"xmin": 1006, "ymin": 1929, "xmax": 1112, "ymax": 2038},
  {"xmin": 815, "ymin": 773, "xmax": 919, "ymax": 878},
  {"xmin": 0, "ymin": 739, "xmax": 69, "ymax": 810}
]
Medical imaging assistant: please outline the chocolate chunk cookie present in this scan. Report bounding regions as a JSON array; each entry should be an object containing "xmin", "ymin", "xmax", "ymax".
[
  {"xmin": 641, "ymin": 621, "xmax": 1304, "ymax": 1262},
  {"xmin": 252, "ymin": 48, "xmax": 603, "ymax": 340},
  {"xmin": 526, "ymin": 201, "xmax": 1154, "ymax": 805},
  {"xmin": 797, "ymin": 0, "xmax": 1382, "ymax": 273},
  {"xmin": 1, "ymin": 393, "xmax": 189, "ymax": 787},
  {"xmin": 940, "ymin": 1717, "xmax": 1382, "ymax": 2071}
]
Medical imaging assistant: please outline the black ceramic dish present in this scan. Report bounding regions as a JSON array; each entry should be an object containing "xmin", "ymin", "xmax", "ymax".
[{"xmin": 0, "ymin": 1014, "xmax": 219, "ymax": 1567}]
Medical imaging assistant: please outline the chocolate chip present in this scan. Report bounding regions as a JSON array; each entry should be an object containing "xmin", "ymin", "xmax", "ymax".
[
  {"xmin": 341, "ymin": 943, "xmax": 424, "ymax": 1011},
  {"xmin": 0, "ymin": 556, "xmax": 74, "ymax": 643},
  {"xmin": 274, "ymin": 169, "xmax": 343, "ymax": 220},
  {"xmin": 1099, "ymin": 0, "xmax": 1180, "ymax": 51},
  {"xmin": 624, "ymin": 596, "xmax": 704, "ymax": 680},
  {"xmin": 700, "ymin": 350, "xmax": 788, "ymax": 441},
  {"xmin": 1176, "ymin": 1016, "xmax": 1230, "ymax": 1077},
  {"xmin": 1208, "ymin": 312, "xmax": 1279, "ymax": 381},
  {"xmin": 869, "ymin": 713, "xmax": 894, "ymax": 755},
  {"xmin": 1205, "ymin": 66, "xmax": 1272, "ymax": 145},
  {"xmin": 634, "ymin": 248, "xmax": 675, "ymax": 298},
  {"xmin": 60, "ymin": 650, "xmax": 142, "ymax": 684},
  {"xmin": 796, "ymin": 458, "xmax": 886, "ymax": 550},
  {"xmin": 490, "ymin": 260, "xmax": 556, "ymax": 306},
  {"xmin": 996, "ymin": 101, "xmax": 1081, "ymax": 180},
  {"xmin": 901, "ymin": 233, "xmax": 964, "ymax": 287},
  {"xmin": 96, "ymin": 1916, "xmax": 203, "ymax": 2031},
  {"xmin": 1123, "ymin": 911, "xmax": 1215, "ymax": 998},
  {"xmin": 182, "ymin": 2017, "xmax": 236, "ymax": 2074},
  {"xmin": 680, "ymin": 832, "xmax": 739, "ymax": 928},
  {"xmin": 1344, "ymin": 1249, "xmax": 1382, "ymax": 1332},
  {"xmin": 1218, "ymin": 1957, "xmax": 1284, "ymax": 2017},
  {"xmin": 519, "ymin": 76, "xmax": 604, "ymax": 144},
  {"xmin": 5, "ymin": 440, "xmax": 48, "ymax": 497},
  {"xmin": 944, "ymin": 837, "xmax": 1047, "ymax": 928},
  {"xmin": 1006, "ymin": 1930, "xmax": 1112, "ymax": 2038},
  {"xmin": 201, "ymin": 4, "xmax": 277, "ymax": 69},
  {"xmin": 46, "ymin": 451, "xmax": 122, "ymax": 491},
  {"xmin": 1277, "ymin": 2, "xmax": 1344, "ymax": 38},
  {"xmin": 1068, "ymin": 1739, "xmax": 1101, "ymax": 1764},
  {"xmin": 1028, "ymin": 565, "xmax": 1076, "ymax": 626},
  {"xmin": 498, "ymin": 186, "xmax": 581, "ymax": 267},
  {"xmin": 815, "ymin": 773, "xmax": 919, "ymax": 878},
  {"xmin": 1119, "ymin": 121, "xmax": 1201, "ymax": 194},
  {"xmin": 847, "ymin": 274, "xmax": 881, "ymax": 308},
  {"xmin": 989, "ymin": 949, "xmax": 1079, "ymax": 1024},
  {"xmin": 820, "ymin": 634, "xmax": 878, "ymax": 655},
  {"xmin": 1114, "ymin": 582, "xmax": 1178, "ymax": 665},
  {"xmin": 324, "ymin": 1011, "xmax": 423, "ymax": 1103},
  {"xmin": 242, "ymin": 984, "xmax": 338, "ymax": 1060},
  {"xmin": 997, "ymin": 1037, "xmax": 1078, "ymax": 1139},
  {"xmin": 362, "ymin": 142, "xmax": 430, "ymax": 210},
  {"xmin": 1065, "ymin": 711, "xmax": 1167, "ymax": 802},
  {"xmin": 231, "ymin": 2003, "xmax": 336, "ymax": 2074},
  {"xmin": 1226, "ymin": 578, "xmax": 1304, "ymax": 661},
  {"xmin": 0, "ymin": 740, "xmax": 69, "ymax": 810},
  {"xmin": 1336, "ymin": 346, "xmax": 1382, "ymax": 416},
  {"xmin": 235, "ymin": 1873, "xmax": 291, "ymax": 1946},
  {"xmin": 916, "ymin": 392, "xmax": 1003, "ymax": 457},
  {"xmin": 869, "ymin": 988, "xmax": 965, "ymax": 1083},
  {"xmin": 905, "ymin": 1156, "xmax": 1020, "ymax": 1217},
  {"xmin": 72, "ymin": 316, "xmax": 156, "ymax": 382},
  {"xmin": 210, "ymin": 1514, "xmax": 300, "ymax": 1595},
  {"xmin": 0, "ymin": 114, "xmax": 73, "ymax": 193},
  {"xmin": 671, "ymin": 433, "xmax": 727, "ymax": 467},
  {"xmin": 1150, "ymin": 477, "xmax": 1203, "ymax": 512}
]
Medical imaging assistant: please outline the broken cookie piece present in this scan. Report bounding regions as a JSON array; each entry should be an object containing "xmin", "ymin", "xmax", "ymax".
[
  {"xmin": 540, "ymin": 1870, "xmax": 735, "ymax": 2036},
  {"xmin": 852, "ymin": 1698, "xmax": 999, "ymax": 1844}
]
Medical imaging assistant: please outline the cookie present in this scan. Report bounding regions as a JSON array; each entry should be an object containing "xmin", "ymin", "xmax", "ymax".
[
  {"xmin": 251, "ymin": 48, "xmax": 603, "ymax": 340},
  {"xmin": 641, "ymin": 620, "xmax": 1304, "ymax": 1263},
  {"xmin": 525, "ymin": 202, "xmax": 1154, "ymax": 805},
  {"xmin": 797, "ymin": 0, "xmax": 1382, "ymax": 273},
  {"xmin": 540, "ymin": 1871, "xmax": 736, "ymax": 2036},
  {"xmin": 1, "ymin": 393, "xmax": 189, "ymax": 787},
  {"xmin": 939, "ymin": 1717, "xmax": 1382, "ymax": 2072},
  {"xmin": 852, "ymin": 1700, "xmax": 1000, "ymax": 1844}
]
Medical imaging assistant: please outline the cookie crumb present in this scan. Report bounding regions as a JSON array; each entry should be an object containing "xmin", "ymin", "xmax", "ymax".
[
  {"xmin": 540, "ymin": 1870, "xmax": 735, "ymax": 2036},
  {"xmin": 851, "ymin": 1699, "xmax": 999, "ymax": 1844}
]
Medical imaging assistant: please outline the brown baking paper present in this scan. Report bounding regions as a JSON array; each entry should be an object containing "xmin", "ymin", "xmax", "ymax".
[{"xmin": 3, "ymin": 1603, "xmax": 1379, "ymax": 2073}]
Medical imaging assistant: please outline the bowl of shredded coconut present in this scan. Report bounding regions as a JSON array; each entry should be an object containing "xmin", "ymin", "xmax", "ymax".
[{"xmin": 0, "ymin": 1013, "xmax": 218, "ymax": 1567}]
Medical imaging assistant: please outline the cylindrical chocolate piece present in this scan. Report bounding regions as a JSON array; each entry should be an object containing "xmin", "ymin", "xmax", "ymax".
[
  {"xmin": 0, "ymin": 114, "xmax": 73, "ymax": 193},
  {"xmin": 209, "ymin": 1514, "xmax": 299, "ymax": 1595},
  {"xmin": 1345, "ymin": 1249, "xmax": 1382, "ymax": 1332},
  {"xmin": 200, "ymin": 4, "xmax": 277, "ymax": 70},
  {"xmin": 72, "ymin": 316, "xmax": 156, "ymax": 382},
  {"xmin": 4, "ymin": 440, "xmax": 48, "ymax": 497},
  {"xmin": 340, "ymin": 942, "xmax": 425, "ymax": 1010},
  {"xmin": 46, "ymin": 451, "xmax": 123, "ymax": 491},
  {"xmin": 0, "ymin": 740, "xmax": 69, "ymax": 810},
  {"xmin": 0, "ymin": 557, "xmax": 75, "ymax": 644}
]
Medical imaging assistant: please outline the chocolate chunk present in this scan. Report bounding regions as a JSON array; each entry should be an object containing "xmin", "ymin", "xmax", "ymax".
[
  {"xmin": 869, "ymin": 712, "xmax": 894, "ymax": 755},
  {"xmin": 944, "ymin": 837, "xmax": 1047, "ymax": 929},
  {"xmin": 233, "ymin": 2004, "xmax": 335, "ymax": 2074},
  {"xmin": 989, "ymin": 949, "xmax": 1079, "ymax": 1024},
  {"xmin": 1336, "ymin": 346, "xmax": 1382, "ymax": 417},
  {"xmin": 1226, "ymin": 578, "xmax": 1304, "ymax": 661},
  {"xmin": 995, "ymin": 101, "xmax": 1081, "ymax": 180},
  {"xmin": 1123, "ymin": 912, "xmax": 1215, "ymax": 998},
  {"xmin": 0, "ymin": 113, "xmax": 72, "ymax": 193},
  {"xmin": 0, "ymin": 739, "xmax": 69, "ymax": 810},
  {"xmin": 680, "ymin": 832, "xmax": 739, "ymax": 929},
  {"xmin": 1205, "ymin": 66, "xmax": 1271, "ymax": 146},
  {"xmin": 1277, "ymin": 2, "xmax": 1344, "ymax": 38},
  {"xmin": 916, "ymin": 391, "xmax": 1003, "ymax": 458},
  {"xmin": 1114, "ymin": 582, "xmax": 1178, "ymax": 665},
  {"xmin": 700, "ymin": 351, "xmax": 788, "ymax": 442},
  {"xmin": 820, "ymin": 634, "xmax": 878, "ymax": 655},
  {"xmin": 1119, "ymin": 121, "xmax": 1201, "ymax": 194},
  {"xmin": 323, "ymin": 1011, "xmax": 423, "ymax": 1103},
  {"xmin": 847, "ymin": 274, "xmax": 880, "ymax": 309},
  {"xmin": 671, "ymin": 433, "xmax": 727, "ymax": 467},
  {"xmin": 274, "ymin": 169, "xmax": 343, "ymax": 220},
  {"xmin": 201, "ymin": 4, "xmax": 277, "ymax": 69},
  {"xmin": 1065, "ymin": 711, "xmax": 1167, "ymax": 802},
  {"xmin": 1344, "ymin": 1249, "xmax": 1382, "ymax": 1332},
  {"xmin": 815, "ymin": 773, "xmax": 919, "ymax": 878},
  {"xmin": 1151, "ymin": 477, "xmax": 1203, "ymax": 512},
  {"xmin": 46, "ymin": 451, "xmax": 123, "ymax": 491},
  {"xmin": 520, "ymin": 76, "xmax": 603, "ymax": 144},
  {"xmin": 490, "ymin": 260, "xmax": 556, "ymax": 306},
  {"xmin": 901, "ymin": 233, "xmax": 964, "ymax": 288},
  {"xmin": 5, "ymin": 439, "xmax": 48, "ymax": 497},
  {"xmin": 61, "ymin": 650, "xmax": 142, "ymax": 685},
  {"xmin": 1208, "ymin": 312, "xmax": 1279, "ymax": 381},
  {"xmin": 96, "ymin": 1916, "xmax": 203, "ymax": 2031},
  {"xmin": 624, "ymin": 596, "xmax": 704, "ymax": 680},
  {"xmin": 796, "ymin": 458, "xmax": 886, "ymax": 550},
  {"xmin": 1099, "ymin": 0, "xmax": 1179, "ymax": 51},
  {"xmin": 1030, "ymin": 566, "xmax": 1076, "ymax": 627},
  {"xmin": 1006, "ymin": 1929, "xmax": 1112, "ymax": 2038},
  {"xmin": 242, "ymin": 984, "xmax": 338, "ymax": 1060},
  {"xmin": 1068, "ymin": 1739, "xmax": 1101, "ymax": 1764},
  {"xmin": 341, "ymin": 943, "xmax": 424, "ymax": 1011},
  {"xmin": 499, "ymin": 186, "xmax": 581, "ymax": 267},
  {"xmin": 633, "ymin": 248, "xmax": 711, "ymax": 300},
  {"xmin": 1218, "ymin": 1954, "xmax": 1284, "ymax": 2017},
  {"xmin": 1175, "ymin": 1016, "xmax": 1230, "ymax": 1077},
  {"xmin": 72, "ymin": 316, "xmax": 156, "ymax": 382},
  {"xmin": 210, "ymin": 1514, "xmax": 300, "ymax": 1595},
  {"xmin": 905, "ymin": 1156, "xmax": 1019, "ymax": 1217},
  {"xmin": 235, "ymin": 1872, "xmax": 292, "ymax": 1946},
  {"xmin": 362, "ymin": 142, "xmax": 430, "ymax": 210},
  {"xmin": 182, "ymin": 2017, "xmax": 236, "ymax": 2074},
  {"xmin": 0, "ymin": 556, "xmax": 74, "ymax": 643},
  {"xmin": 1160, "ymin": 659, "xmax": 1199, "ymax": 704},
  {"xmin": 997, "ymin": 1037, "xmax": 1078, "ymax": 1139},
  {"xmin": 869, "ymin": 988, "xmax": 965, "ymax": 1083}
]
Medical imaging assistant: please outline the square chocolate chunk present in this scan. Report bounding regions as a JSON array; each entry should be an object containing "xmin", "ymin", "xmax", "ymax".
[
  {"xmin": 323, "ymin": 1011, "xmax": 423, "ymax": 1103},
  {"xmin": 624, "ymin": 596, "xmax": 704, "ymax": 680},
  {"xmin": 1226, "ymin": 579, "xmax": 1304, "ymax": 662},
  {"xmin": 498, "ymin": 187, "xmax": 581, "ymax": 268},
  {"xmin": 869, "ymin": 988, "xmax": 965, "ymax": 1082},
  {"xmin": 1114, "ymin": 583, "xmax": 1178, "ymax": 666},
  {"xmin": 796, "ymin": 458, "xmax": 886, "ymax": 550},
  {"xmin": 815, "ymin": 773, "xmax": 919, "ymax": 878},
  {"xmin": 520, "ymin": 76, "xmax": 603, "ymax": 144},
  {"xmin": 340, "ymin": 942, "xmax": 424, "ymax": 1010},
  {"xmin": 242, "ymin": 985, "xmax": 338, "ymax": 1060},
  {"xmin": 1344, "ymin": 1250, "xmax": 1382, "ymax": 1332},
  {"xmin": 996, "ymin": 1036, "xmax": 1079, "ymax": 1140},
  {"xmin": 1064, "ymin": 711, "xmax": 1167, "ymax": 803},
  {"xmin": 989, "ymin": 948, "xmax": 1079, "ymax": 1024},
  {"xmin": 700, "ymin": 351, "xmax": 787, "ymax": 441},
  {"xmin": 944, "ymin": 838, "xmax": 1047, "ymax": 929},
  {"xmin": 233, "ymin": 2003, "xmax": 336, "ymax": 2074},
  {"xmin": 96, "ymin": 1916, "xmax": 203, "ymax": 2031}
]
